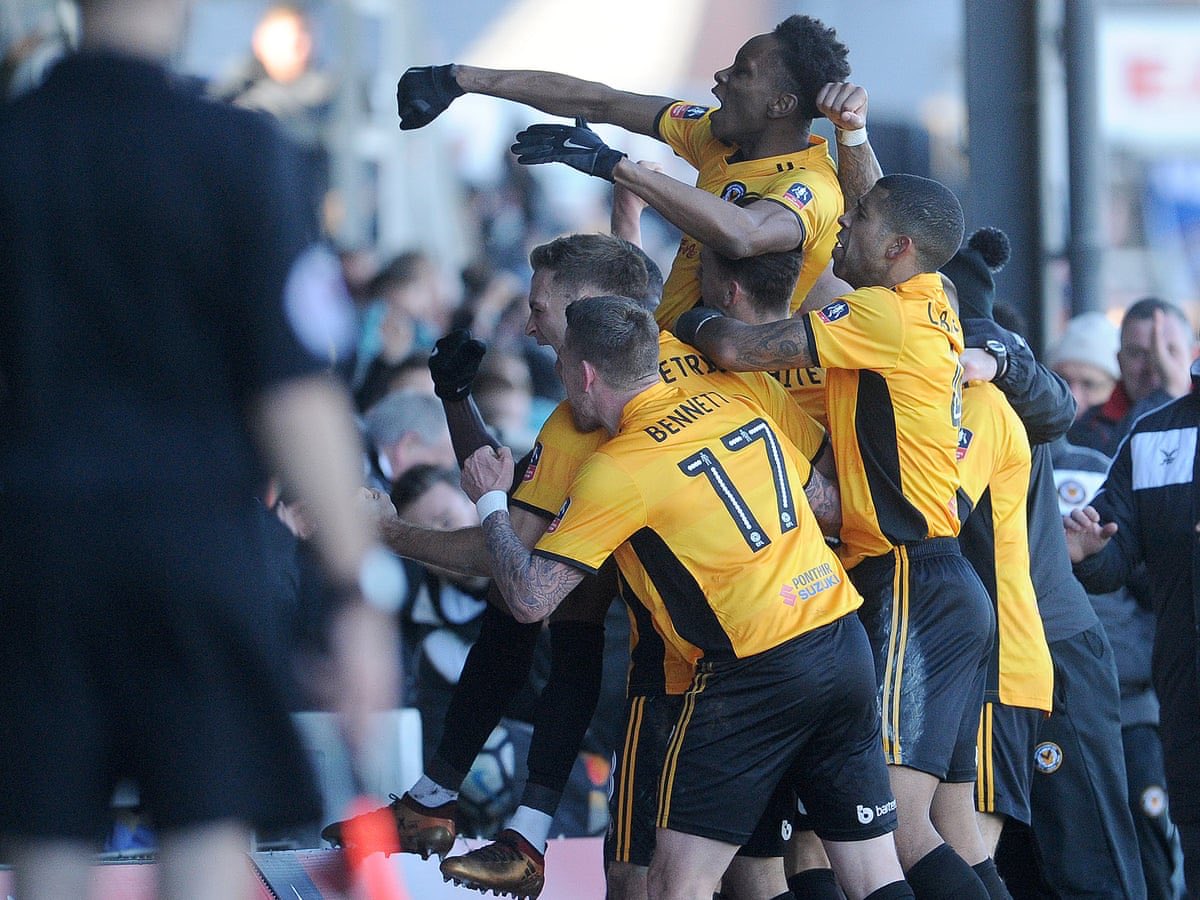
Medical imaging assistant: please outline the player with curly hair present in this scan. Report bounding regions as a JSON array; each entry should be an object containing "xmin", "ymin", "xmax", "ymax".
[{"xmin": 391, "ymin": 15, "xmax": 867, "ymax": 331}]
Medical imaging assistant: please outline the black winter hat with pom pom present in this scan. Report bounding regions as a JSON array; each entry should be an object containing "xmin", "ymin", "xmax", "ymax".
[{"xmin": 940, "ymin": 226, "xmax": 1011, "ymax": 321}]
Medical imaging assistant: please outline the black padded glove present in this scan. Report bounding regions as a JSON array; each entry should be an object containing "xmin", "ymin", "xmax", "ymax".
[
  {"xmin": 429, "ymin": 328, "xmax": 486, "ymax": 402},
  {"xmin": 396, "ymin": 65, "xmax": 464, "ymax": 130},
  {"xmin": 510, "ymin": 118, "xmax": 627, "ymax": 182},
  {"xmin": 674, "ymin": 305, "xmax": 725, "ymax": 347}
]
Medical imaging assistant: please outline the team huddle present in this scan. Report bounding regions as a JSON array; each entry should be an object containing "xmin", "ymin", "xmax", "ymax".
[{"xmin": 316, "ymin": 13, "xmax": 1158, "ymax": 900}]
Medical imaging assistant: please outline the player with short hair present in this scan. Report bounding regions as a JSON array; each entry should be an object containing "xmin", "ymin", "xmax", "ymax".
[
  {"xmin": 462, "ymin": 294, "xmax": 913, "ymax": 900},
  {"xmin": 680, "ymin": 174, "xmax": 998, "ymax": 899}
]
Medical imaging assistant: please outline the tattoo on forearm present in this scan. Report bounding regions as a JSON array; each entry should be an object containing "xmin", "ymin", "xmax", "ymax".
[
  {"xmin": 717, "ymin": 318, "xmax": 815, "ymax": 370},
  {"xmin": 482, "ymin": 513, "xmax": 579, "ymax": 619},
  {"xmin": 805, "ymin": 474, "xmax": 842, "ymax": 537}
]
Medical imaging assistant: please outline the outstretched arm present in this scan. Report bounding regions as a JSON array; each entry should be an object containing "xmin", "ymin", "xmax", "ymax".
[
  {"xmin": 512, "ymin": 120, "xmax": 804, "ymax": 259},
  {"xmin": 380, "ymin": 502, "xmax": 550, "ymax": 579},
  {"xmin": 397, "ymin": 63, "xmax": 671, "ymax": 136},
  {"xmin": 961, "ymin": 318, "xmax": 1076, "ymax": 445},
  {"xmin": 677, "ymin": 309, "xmax": 816, "ymax": 371},
  {"xmin": 612, "ymin": 164, "xmax": 804, "ymax": 259}
]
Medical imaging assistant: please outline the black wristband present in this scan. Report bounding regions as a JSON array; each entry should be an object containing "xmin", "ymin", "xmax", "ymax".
[{"xmin": 675, "ymin": 306, "xmax": 724, "ymax": 346}]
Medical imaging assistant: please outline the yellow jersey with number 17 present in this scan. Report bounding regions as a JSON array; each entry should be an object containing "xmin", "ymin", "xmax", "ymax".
[{"xmin": 534, "ymin": 381, "xmax": 861, "ymax": 667}]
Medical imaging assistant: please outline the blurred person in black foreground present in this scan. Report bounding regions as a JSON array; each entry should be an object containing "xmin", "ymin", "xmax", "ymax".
[{"xmin": 0, "ymin": 1, "xmax": 401, "ymax": 897}]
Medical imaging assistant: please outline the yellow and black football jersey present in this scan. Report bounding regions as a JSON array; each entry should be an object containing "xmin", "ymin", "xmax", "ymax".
[
  {"xmin": 767, "ymin": 366, "xmax": 828, "ymax": 427},
  {"xmin": 512, "ymin": 331, "xmax": 827, "ymax": 518},
  {"xmin": 652, "ymin": 101, "xmax": 842, "ymax": 330},
  {"xmin": 511, "ymin": 331, "xmax": 829, "ymax": 693},
  {"xmin": 803, "ymin": 272, "xmax": 965, "ymax": 568},
  {"xmin": 534, "ymin": 381, "xmax": 862, "ymax": 668},
  {"xmin": 957, "ymin": 382, "xmax": 1053, "ymax": 711}
]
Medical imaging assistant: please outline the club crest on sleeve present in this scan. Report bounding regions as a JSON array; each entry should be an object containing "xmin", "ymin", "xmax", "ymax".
[
  {"xmin": 670, "ymin": 104, "xmax": 710, "ymax": 120},
  {"xmin": 522, "ymin": 442, "xmax": 543, "ymax": 482},
  {"xmin": 782, "ymin": 182, "xmax": 814, "ymax": 210},
  {"xmin": 956, "ymin": 428, "xmax": 974, "ymax": 461},
  {"xmin": 546, "ymin": 498, "xmax": 571, "ymax": 534},
  {"xmin": 721, "ymin": 181, "xmax": 747, "ymax": 203},
  {"xmin": 816, "ymin": 300, "xmax": 849, "ymax": 324}
]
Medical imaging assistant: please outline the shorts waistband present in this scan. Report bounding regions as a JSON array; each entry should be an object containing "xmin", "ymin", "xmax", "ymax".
[{"xmin": 853, "ymin": 537, "xmax": 962, "ymax": 578}]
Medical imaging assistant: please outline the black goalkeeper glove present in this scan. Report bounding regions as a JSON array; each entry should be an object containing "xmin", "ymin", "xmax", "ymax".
[
  {"xmin": 429, "ymin": 328, "xmax": 486, "ymax": 402},
  {"xmin": 510, "ymin": 118, "xmax": 627, "ymax": 182},
  {"xmin": 396, "ymin": 64, "xmax": 464, "ymax": 130},
  {"xmin": 674, "ymin": 305, "xmax": 725, "ymax": 347}
]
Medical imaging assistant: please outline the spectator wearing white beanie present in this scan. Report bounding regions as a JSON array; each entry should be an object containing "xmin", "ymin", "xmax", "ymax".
[{"xmin": 1047, "ymin": 312, "xmax": 1119, "ymax": 420}]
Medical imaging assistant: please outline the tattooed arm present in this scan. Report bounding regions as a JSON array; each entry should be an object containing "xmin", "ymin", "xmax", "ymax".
[
  {"xmin": 816, "ymin": 82, "xmax": 883, "ymax": 204},
  {"xmin": 480, "ymin": 513, "xmax": 587, "ymax": 622},
  {"xmin": 681, "ymin": 312, "xmax": 817, "ymax": 372},
  {"xmin": 459, "ymin": 444, "xmax": 587, "ymax": 622},
  {"xmin": 804, "ymin": 464, "xmax": 842, "ymax": 538}
]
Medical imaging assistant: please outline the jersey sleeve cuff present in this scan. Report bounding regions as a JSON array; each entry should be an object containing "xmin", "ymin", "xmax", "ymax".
[
  {"xmin": 651, "ymin": 99, "xmax": 680, "ymax": 142},
  {"xmin": 801, "ymin": 313, "xmax": 821, "ymax": 367},
  {"xmin": 759, "ymin": 197, "xmax": 808, "ymax": 250},
  {"xmin": 510, "ymin": 497, "xmax": 556, "ymax": 519},
  {"xmin": 531, "ymin": 547, "xmax": 601, "ymax": 576}
]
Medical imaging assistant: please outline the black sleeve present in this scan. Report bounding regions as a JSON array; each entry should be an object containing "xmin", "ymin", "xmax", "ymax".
[{"xmin": 962, "ymin": 318, "xmax": 1076, "ymax": 445}]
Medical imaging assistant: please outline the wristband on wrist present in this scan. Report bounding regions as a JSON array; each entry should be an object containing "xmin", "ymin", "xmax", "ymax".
[
  {"xmin": 476, "ymin": 490, "xmax": 508, "ymax": 522},
  {"xmin": 837, "ymin": 127, "xmax": 868, "ymax": 147}
]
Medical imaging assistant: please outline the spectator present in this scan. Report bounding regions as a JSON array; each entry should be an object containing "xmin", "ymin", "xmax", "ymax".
[
  {"xmin": 362, "ymin": 390, "xmax": 456, "ymax": 490},
  {"xmin": 354, "ymin": 250, "xmax": 455, "ymax": 386},
  {"xmin": 390, "ymin": 465, "xmax": 488, "ymax": 763},
  {"xmin": 1066, "ymin": 358, "xmax": 1200, "ymax": 897},
  {"xmin": 1047, "ymin": 312, "xmax": 1120, "ymax": 421},
  {"xmin": 1068, "ymin": 299, "xmax": 1198, "ymax": 456},
  {"xmin": 0, "ymin": 0, "xmax": 398, "ymax": 896}
]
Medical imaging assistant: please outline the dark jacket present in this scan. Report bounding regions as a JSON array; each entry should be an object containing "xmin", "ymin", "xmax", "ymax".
[
  {"xmin": 1073, "ymin": 367, "xmax": 1200, "ymax": 711},
  {"xmin": 963, "ymin": 320, "xmax": 1098, "ymax": 643}
]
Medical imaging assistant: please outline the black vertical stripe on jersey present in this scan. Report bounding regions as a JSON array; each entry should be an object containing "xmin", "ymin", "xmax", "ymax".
[
  {"xmin": 957, "ymin": 487, "xmax": 1001, "ymax": 701},
  {"xmin": 854, "ymin": 371, "xmax": 928, "ymax": 544},
  {"xmin": 618, "ymin": 570, "xmax": 668, "ymax": 695},
  {"xmin": 629, "ymin": 528, "xmax": 737, "ymax": 661}
]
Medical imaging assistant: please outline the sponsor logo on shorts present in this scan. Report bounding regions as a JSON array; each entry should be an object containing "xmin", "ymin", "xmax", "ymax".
[
  {"xmin": 856, "ymin": 799, "xmax": 895, "ymax": 825},
  {"xmin": 782, "ymin": 182, "xmax": 814, "ymax": 210},
  {"xmin": 1141, "ymin": 785, "xmax": 1167, "ymax": 818},
  {"xmin": 780, "ymin": 562, "xmax": 841, "ymax": 605},
  {"xmin": 721, "ymin": 181, "xmax": 747, "ymax": 203},
  {"xmin": 1034, "ymin": 741, "xmax": 1063, "ymax": 774},
  {"xmin": 781, "ymin": 820, "xmax": 793, "ymax": 841},
  {"xmin": 816, "ymin": 300, "xmax": 850, "ymax": 324},
  {"xmin": 522, "ymin": 442, "xmax": 543, "ymax": 482},
  {"xmin": 546, "ymin": 498, "xmax": 570, "ymax": 534},
  {"xmin": 956, "ymin": 427, "xmax": 974, "ymax": 461},
  {"xmin": 670, "ymin": 103, "xmax": 710, "ymax": 120}
]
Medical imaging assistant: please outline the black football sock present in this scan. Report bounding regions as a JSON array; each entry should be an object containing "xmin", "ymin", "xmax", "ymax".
[
  {"xmin": 787, "ymin": 867, "xmax": 844, "ymax": 899},
  {"xmin": 905, "ymin": 843, "xmax": 989, "ymax": 900},
  {"xmin": 971, "ymin": 858, "xmax": 1012, "ymax": 900},
  {"xmin": 864, "ymin": 882, "xmax": 915, "ymax": 900}
]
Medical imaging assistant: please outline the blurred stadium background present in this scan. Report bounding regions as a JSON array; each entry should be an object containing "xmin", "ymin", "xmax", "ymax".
[{"xmin": 3, "ymin": 0, "xmax": 1199, "ymax": 355}]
